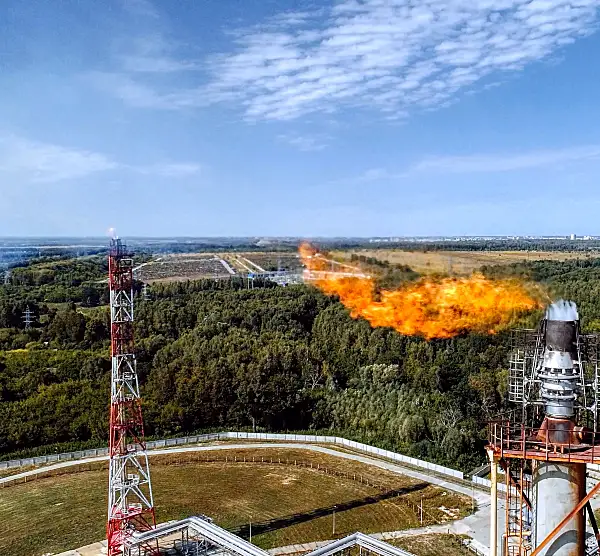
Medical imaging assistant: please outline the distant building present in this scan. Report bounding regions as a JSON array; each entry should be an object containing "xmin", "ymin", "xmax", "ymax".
[{"xmin": 570, "ymin": 233, "xmax": 577, "ymax": 241}]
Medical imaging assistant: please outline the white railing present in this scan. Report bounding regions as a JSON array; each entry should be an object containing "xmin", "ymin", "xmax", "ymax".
[{"xmin": 0, "ymin": 432, "xmax": 464, "ymax": 480}]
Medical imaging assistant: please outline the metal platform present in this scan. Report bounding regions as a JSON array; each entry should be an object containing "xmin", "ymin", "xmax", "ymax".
[{"xmin": 489, "ymin": 421, "xmax": 600, "ymax": 464}]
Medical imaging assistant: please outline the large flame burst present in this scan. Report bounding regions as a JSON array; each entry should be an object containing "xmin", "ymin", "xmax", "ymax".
[{"xmin": 300, "ymin": 243, "xmax": 542, "ymax": 339}]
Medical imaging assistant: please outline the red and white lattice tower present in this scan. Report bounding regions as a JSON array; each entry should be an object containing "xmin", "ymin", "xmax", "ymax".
[{"xmin": 107, "ymin": 238, "xmax": 156, "ymax": 555}]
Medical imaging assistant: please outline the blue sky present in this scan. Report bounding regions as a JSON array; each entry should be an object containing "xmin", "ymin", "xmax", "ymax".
[{"xmin": 2, "ymin": 0, "xmax": 600, "ymax": 237}]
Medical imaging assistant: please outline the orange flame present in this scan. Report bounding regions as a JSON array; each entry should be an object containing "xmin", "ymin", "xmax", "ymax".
[{"xmin": 300, "ymin": 243, "xmax": 542, "ymax": 339}]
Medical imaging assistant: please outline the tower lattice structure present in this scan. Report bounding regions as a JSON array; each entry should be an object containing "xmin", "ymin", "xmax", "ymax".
[{"xmin": 107, "ymin": 238, "xmax": 156, "ymax": 556}]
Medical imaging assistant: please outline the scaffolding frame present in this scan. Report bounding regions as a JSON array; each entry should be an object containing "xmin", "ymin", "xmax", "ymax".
[
  {"xmin": 494, "ymin": 322, "xmax": 600, "ymax": 556},
  {"xmin": 501, "ymin": 459, "xmax": 533, "ymax": 556},
  {"xmin": 508, "ymin": 327, "xmax": 600, "ymax": 433}
]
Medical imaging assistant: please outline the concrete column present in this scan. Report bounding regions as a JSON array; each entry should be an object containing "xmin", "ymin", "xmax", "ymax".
[{"xmin": 532, "ymin": 462, "xmax": 586, "ymax": 556}]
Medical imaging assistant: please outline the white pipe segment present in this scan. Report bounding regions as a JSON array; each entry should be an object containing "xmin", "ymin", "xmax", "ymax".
[
  {"xmin": 128, "ymin": 518, "xmax": 416, "ymax": 556},
  {"xmin": 129, "ymin": 516, "xmax": 269, "ymax": 556}
]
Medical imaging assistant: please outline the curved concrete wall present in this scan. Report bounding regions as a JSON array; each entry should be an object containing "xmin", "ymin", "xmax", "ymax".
[{"xmin": 0, "ymin": 431, "xmax": 464, "ymax": 480}]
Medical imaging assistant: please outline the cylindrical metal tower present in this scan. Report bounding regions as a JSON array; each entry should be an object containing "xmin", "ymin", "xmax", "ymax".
[
  {"xmin": 107, "ymin": 238, "xmax": 156, "ymax": 556},
  {"xmin": 488, "ymin": 300, "xmax": 600, "ymax": 556},
  {"xmin": 532, "ymin": 461, "xmax": 586, "ymax": 556},
  {"xmin": 533, "ymin": 314, "xmax": 585, "ymax": 556}
]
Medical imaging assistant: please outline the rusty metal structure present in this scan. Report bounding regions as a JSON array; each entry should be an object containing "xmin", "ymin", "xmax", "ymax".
[
  {"xmin": 488, "ymin": 301, "xmax": 600, "ymax": 556},
  {"xmin": 107, "ymin": 238, "xmax": 157, "ymax": 555}
]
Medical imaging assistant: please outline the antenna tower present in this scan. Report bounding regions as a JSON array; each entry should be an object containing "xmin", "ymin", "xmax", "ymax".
[
  {"xmin": 23, "ymin": 305, "xmax": 33, "ymax": 329},
  {"xmin": 107, "ymin": 238, "xmax": 156, "ymax": 555}
]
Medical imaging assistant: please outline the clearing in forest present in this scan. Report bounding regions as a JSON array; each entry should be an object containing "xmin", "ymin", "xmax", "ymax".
[
  {"xmin": 136, "ymin": 251, "xmax": 302, "ymax": 282},
  {"xmin": 333, "ymin": 249, "xmax": 599, "ymax": 275},
  {"xmin": 0, "ymin": 448, "xmax": 470, "ymax": 556}
]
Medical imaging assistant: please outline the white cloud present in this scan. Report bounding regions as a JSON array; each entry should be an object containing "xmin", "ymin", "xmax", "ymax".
[
  {"xmin": 86, "ymin": 31, "xmax": 206, "ymax": 109},
  {"xmin": 87, "ymin": 72, "xmax": 178, "ymax": 109},
  {"xmin": 0, "ymin": 134, "xmax": 202, "ymax": 183},
  {"xmin": 117, "ymin": 35, "xmax": 200, "ymax": 74},
  {"xmin": 193, "ymin": 0, "xmax": 600, "ymax": 121},
  {"xmin": 135, "ymin": 162, "xmax": 201, "ymax": 177},
  {"xmin": 324, "ymin": 167, "xmax": 402, "ymax": 188},
  {"xmin": 122, "ymin": 0, "xmax": 160, "ymax": 20},
  {"xmin": 120, "ymin": 55, "xmax": 199, "ymax": 73},
  {"xmin": 332, "ymin": 143, "xmax": 600, "ymax": 185},
  {"xmin": 411, "ymin": 144, "xmax": 600, "ymax": 173},
  {"xmin": 277, "ymin": 133, "xmax": 330, "ymax": 151},
  {"xmin": 87, "ymin": 0, "xmax": 600, "ymax": 123},
  {"xmin": 0, "ymin": 135, "xmax": 117, "ymax": 183}
]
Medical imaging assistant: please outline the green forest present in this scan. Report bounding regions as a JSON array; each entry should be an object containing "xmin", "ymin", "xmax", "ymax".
[{"xmin": 2, "ymin": 254, "xmax": 600, "ymax": 471}]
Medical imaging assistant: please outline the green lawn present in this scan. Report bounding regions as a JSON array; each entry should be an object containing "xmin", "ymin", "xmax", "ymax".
[
  {"xmin": 0, "ymin": 449, "xmax": 470, "ymax": 556},
  {"xmin": 76, "ymin": 304, "xmax": 109, "ymax": 316}
]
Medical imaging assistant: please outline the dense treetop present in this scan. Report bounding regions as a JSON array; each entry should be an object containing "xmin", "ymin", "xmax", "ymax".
[{"xmin": 1, "ymin": 252, "xmax": 600, "ymax": 470}]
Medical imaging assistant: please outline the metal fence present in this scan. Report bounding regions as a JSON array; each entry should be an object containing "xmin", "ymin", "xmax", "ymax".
[
  {"xmin": 471, "ymin": 475, "xmax": 507, "ymax": 492},
  {"xmin": 0, "ymin": 431, "xmax": 464, "ymax": 480}
]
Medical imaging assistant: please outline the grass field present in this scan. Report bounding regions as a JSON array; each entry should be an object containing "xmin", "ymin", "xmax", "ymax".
[
  {"xmin": 392, "ymin": 534, "xmax": 472, "ymax": 556},
  {"xmin": 333, "ymin": 249, "xmax": 599, "ymax": 275},
  {"xmin": 0, "ymin": 449, "xmax": 470, "ymax": 556}
]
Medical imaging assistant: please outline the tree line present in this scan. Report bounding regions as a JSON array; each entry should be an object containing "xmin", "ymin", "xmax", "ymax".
[{"xmin": 2, "ymin": 255, "xmax": 600, "ymax": 470}]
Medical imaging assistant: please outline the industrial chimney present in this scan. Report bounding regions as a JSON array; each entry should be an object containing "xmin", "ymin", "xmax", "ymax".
[
  {"xmin": 488, "ymin": 300, "xmax": 600, "ymax": 556},
  {"xmin": 533, "ymin": 302, "xmax": 585, "ymax": 556}
]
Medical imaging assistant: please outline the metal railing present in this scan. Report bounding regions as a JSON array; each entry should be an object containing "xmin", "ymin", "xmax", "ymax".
[
  {"xmin": 488, "ymin": 420, "xmax": 600, "ymax": 464},
  {"xmin": 128, "ymin": 519, "xmax": 418, "ymax": 556},
  {"xmin": 304, "ymin": 532, "xmax": 415, "ymax": 556}
]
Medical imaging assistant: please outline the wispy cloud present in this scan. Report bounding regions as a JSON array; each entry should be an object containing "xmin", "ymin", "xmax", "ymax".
[
  {"xmin": 134, "ymin": 162, "xmax": 201, "ymax": 177},
  {"xmin": 120, "ymin": 55, "xmax": 199, "ymax": 73},
  {"xmin": 194, "ymin": 0, "xmax": 600, "ymax": 121},
  {"xmin": 87, "ymin": 71, "xmax": 216, "ymax": 110},
  {"xmin": 116, "ymin": 35, "xmax": 200, "ymax": 74},
  {"xmin": 323, "ymin": 167, "xmax": 402, "ymax": 189},
  {"xmin": 277, "ymin": 133, "xmax": 330, "ymax": 151},
  {"xmin": 332, "ymin": 143, "xmax": 600, "ymax": 186},
  {"xmin": 411, "ymin": 144, "xmax": 600, "ymax": 173},
  {"xmin": 121, "ymin": 0, "xmax": 160, "ymax": 20},
  {"xmin": 87, "ymin": 72, "xmax": 176, "ymax": 110},
  {"xmin": 0, "ymin": 134, "xmax": 201, "ymax": 184},
  {"xmin": 93, "ymin": 0, "xmax": 600, "ymax": 121},
  {"xmin": 0, "ymin": 135, "xmax": 117, "ymax": 183},
  {"xmin": 87, "ymin": 29, "xmax": 206, "ymax": 109}
]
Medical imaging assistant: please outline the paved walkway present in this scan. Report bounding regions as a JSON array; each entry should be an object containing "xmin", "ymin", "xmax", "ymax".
[{"xmin": 4, "ymin": 442, "xmax": 498, "ymax": 556}]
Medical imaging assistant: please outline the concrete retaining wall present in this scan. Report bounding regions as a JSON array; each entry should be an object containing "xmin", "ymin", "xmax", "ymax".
[
  {"xmin": 0, "ymin": 432, "xmax": 464, "ymax": 480},
  {"xmin": 471, "ymin": 475, "xmax": 521, "ymax": 494}
]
